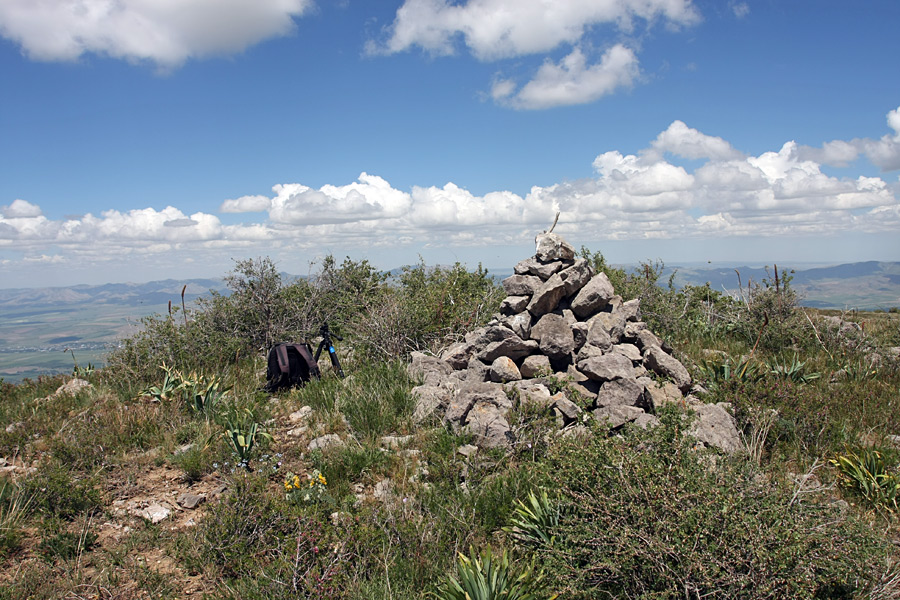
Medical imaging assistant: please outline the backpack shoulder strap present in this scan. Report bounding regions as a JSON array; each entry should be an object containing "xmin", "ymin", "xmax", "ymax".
[
  {"xmin": 274, "ymin": 344, "xmax": 291, "ymax": 374},
  {"xmin": 292, "ymin": 343, "xmax": 319, "ymax": 376}
]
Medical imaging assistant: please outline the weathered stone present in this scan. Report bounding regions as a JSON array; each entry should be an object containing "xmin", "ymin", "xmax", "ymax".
[
  {"xmin": 177, "ymin": 493, "xmax": 206, "ymax": 510},
  {"xmin": 500, "ymin": 295, "xmax": 529, "ymax": 315},
  {"xmin": 464, "ymin": 358, "xmax": 491, "ymax": 382},
  {"xmin": 531, "ymin": 313, "xmax": 574, "ymax": 360},
  {"xmin": 520, "ymin": 354, "xmax": 552, "ymax": 378},
  {"xmin": 490, "ymin": 356, "xmax": 522, "ymax": 383},
  {"xmin": 593, "ymin": 405, "xmax": 646, "ymax": 429},
  {"xmin": 575, "ymin": 343, "xmax": 605, "ymax": 362},
  {"xmin": 619, "ymin": 299, "xmax": 641, "ymax": 322},
  {"xmin": 588, "ymin": 311, "xmax": 626, "ymax": 343},
  {"xmin": 633, "ymin": 328, "xmax": 662, "ymax": 350},
  {"xmin": 571, "ymin": 322, "xmax": 588, "ymax": 352},
  {"xmin": 501, "ymin": 311, "xmax": 533, "ymax": 340},
  {"xmin": 507, "ymin": 381, "xmax": 554, "ymax": 408},
  {"xmin": 464, "ymin": 403, "xmax": 513, "ymax": 448},
  {"xmin": 558, "ymin": 259, "xmax": 594, "ymax": 297},
  {"xmin": 552, "ymin": 393, "xmax": 583, "ymax": 421},
  {"xmin": 643, "ymin": 345, "xmax": 692, "ymax": 392},
  {"xmin": 585, "ymin": 319, "xmax": 613, "ymax": 351},
  {"xmin": 441, "ymin": 341, "xmax": 475, "ymax": 370},
  {"xmin": 526, "ymin": 273, "xmax": 567, "ymax": 317},
  {"xmin": 408, "ymin": 352, "xmax": 453, "ymax": 386},
  {"xmin": 465, "ymin": 326, "xmax": 518, "ymax": 350},
  {"xmin": 611, "ymin": 343, "xmax": 642, "ymax": 362},
  {"xmin": 138, "ymin": 503, "xmax": 172, "ymax": 524},
  {"xmin": 515, "ymin": 257, "xmax": 566, "ymax": 280},
  {"xmin": 380, "ymin": 435, "xmax": 414, "ymax": 450},
  {"xmin": 688, "ymin": 403, "xmax": 741, "ymax": 454},
  {"xmin": 642, "ymin": 381, "xmax": 684, "ymax": 411},
  {"xmin": 477, "ymin": 338, "xmax": 538, "ymax": 363},
  {"xmin": 570, "ymin": 273, "xmax": 615, "ymax": 319},
  {"xmin": 535, "ymin": 232, "xmax": 575, "ymax": 263},
  {"xmin": 54, "ymin": 378, "xmax": 91, "ymax": 398},
  {"xmin": 447, "ymin": 383, "xmax": 512, "ymax": 429},
  {"xmin": 289, "ymin": 406, "xmax": 313, "ymax": 423},
  {"xmin": 564, "ymin": 364, "xmax": 601, "ymax": 401},
  {"xmin": 308, "ymin": 434, "xmax": 344, "ymax": 452},
  {"xmin": 578, "ymin": 353, "xmax": 634, "ymax": 382},
  {"xmin": 596, "ymin": 377, "xmax": 645, "ymax": 409},
  {"xmin": 502, "ymin": 274, "xmax": 543, "ymax": 297},
  {"xmin": 412, "ymin": 385, "xmax": 453, "ymax": 423}
]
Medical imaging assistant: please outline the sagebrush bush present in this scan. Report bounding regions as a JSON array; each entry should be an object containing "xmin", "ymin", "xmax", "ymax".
[{"xmin": 533, "ymin": 410, "xmax": 894, "ymax": 599}]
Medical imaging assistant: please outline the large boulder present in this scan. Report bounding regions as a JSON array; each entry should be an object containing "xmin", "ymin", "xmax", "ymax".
[
  {"xmin": 570, "ymin": 273, "xmax": 615, "ymax": 319},
  {"xmin": 502, "ymin": 274, "xmax": 542, "ymax": 297},
  {"xmin": 643, "ymin": 345, "xmax": 692, "ymax": 392},
  {"xmin": 477, "ymin": 338, "xmax": 539, "ymax": 363},
  {"xmin": 688, "ymin": 403, "xmax": 742, "ymax": 454},
  {"xmin": 526, "ymin": 273, "xmax": 567, "ymax": 317},
  {"xmin": 514, "ymin": 257, "xmax": 565, "ymax": 280},
  {"xmin": 531, "ymin": 314, "xmax": 574, "ymax": 361},
  {"xmin": 578, "ymin": 353, "xmax": 634, "ymax": 382}
]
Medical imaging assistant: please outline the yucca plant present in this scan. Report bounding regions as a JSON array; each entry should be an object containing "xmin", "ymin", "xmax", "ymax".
[
  {"xmin": 698, "ymin": 356, "xmax": 762, "ymax": 392},
  {"xmin": 830, "ymin": 447, "xmax": 899, "ymax": 511},
  {"xmin": 219, "ymin": 407, "xmax": 272, "ymax": 467},
  {"xmin": 503, "ymin": 489, "xmax": 558, "ymax": 549},
  {"xmin": 142, "ymin": 362, "xmax": 180, "ymax": 402},
  {"xmin": 430, "ymin": 546, "xmax": 557, "ymax": 600},
  {"xmin": 766, "ymin": 353, "xmax": 821, "ymax": 384}
]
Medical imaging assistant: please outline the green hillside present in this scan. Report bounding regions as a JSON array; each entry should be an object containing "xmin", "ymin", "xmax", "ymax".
[{"xmin": 1, "ymin": 252, "xmax": 899, "ymax": 599}]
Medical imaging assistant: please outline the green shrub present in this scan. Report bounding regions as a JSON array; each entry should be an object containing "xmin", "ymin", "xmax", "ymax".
[
  {"xmin": 38, "ymin": 528, "xmax": 98, "ymax": 562},
  {"xmin": 20, "ymin": 463, "xmax": 102, "ymax": 521},
  {"xmin": 534, "ymin": 411, "xmax": 893, "ymax": 599}
]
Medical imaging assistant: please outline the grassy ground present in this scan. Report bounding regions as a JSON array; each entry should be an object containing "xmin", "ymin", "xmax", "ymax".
[{"xmin": 1, "ymin": 260, "xmax": 899, "ymax": 599}]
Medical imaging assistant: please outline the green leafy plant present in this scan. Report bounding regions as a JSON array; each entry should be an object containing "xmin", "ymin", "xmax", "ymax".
[
  {"xmin": 0, "ymin": 480, "xmax": 33, "ymax": 556},
  {"xmin": 430, "ymin": 546, "xmax": 557, "ymax": 600},
  {"xmin": 38, "ymin": 528, "xmax": 98, "ymax": 562},
  {"xmin": 142, "ymin": 362, "xmax": 180, "ymax": 402},
  {"xmin": 503, "ymin": 489, "xmax": 558, "ymax": 549},
  {"xmin": 698, "ymin": 355, "xmax": 762, "ymax": 392},
  {"xmin": 182, "ymin": 373, "xmax": 229, "ymax": 415},
  {"xmin": 830, "ymin": 447, "xmax": 899, "ymax": 511},
  {"xmin": 219, "ymin": 407, "xmax": 272, "ymax": 467},
  {"xmin": 766, "ymin": 353, "xmax": 821, "ymax": 384}
]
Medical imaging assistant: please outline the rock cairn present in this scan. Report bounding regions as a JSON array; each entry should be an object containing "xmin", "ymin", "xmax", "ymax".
[{"xmin": 410, "ymin": 232, "xmax": 740, "ymax": 453}]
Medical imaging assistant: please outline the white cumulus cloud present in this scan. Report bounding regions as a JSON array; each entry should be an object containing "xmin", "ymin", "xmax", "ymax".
[
  {"xmin": 3, "ymin": 111, "xmax": 899, "ymax": 279},
  {"xmin": 798, "ymin": 105, "xmax": 900, "ymax": 171},
  {"xmin": 377, "ymin": 0, "xmax": 700, "ymax": 109},
  {"xmin": 379, "ymin": 0, "xmax": 699, "ymax": 59},
  {"xmin": 1, "ymin": 199, "xmax": 42, "ymax": 218},
  {"xmin": 499, "ymin": 45, "xmax": 639, "ymax": 110},
  {"xmin": 0, "ymin": 0, "xmax": 314, "ymax": 67}
]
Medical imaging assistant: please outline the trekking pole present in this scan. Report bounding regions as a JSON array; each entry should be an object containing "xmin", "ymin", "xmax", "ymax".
[{"xmin": 315, "ymin": 322, "xmax": 346, "ymax": 378}]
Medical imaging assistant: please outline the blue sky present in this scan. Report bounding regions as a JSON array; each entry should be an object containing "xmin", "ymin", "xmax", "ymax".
[{"xmin": 1, "ymin": 0, "xmax": 899, "ymax": 288}]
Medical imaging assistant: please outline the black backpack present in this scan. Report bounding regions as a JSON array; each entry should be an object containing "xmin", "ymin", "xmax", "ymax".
[{"xmin": 264, "ymin": 343, "xmax": 320, "ymax": 393}]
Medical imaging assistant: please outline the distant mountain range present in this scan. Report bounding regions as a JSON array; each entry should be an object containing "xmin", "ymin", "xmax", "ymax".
[
  {"xmin": 0, "ymin": 278, "xmax": 230, "ymax": 308},
  {"xmin": 1, "ymin": 262, "xmax": 898, "ymax": 312},
  {"xmin": 662, "ymin": 261, "xmax": 900, "ymax": 310}
]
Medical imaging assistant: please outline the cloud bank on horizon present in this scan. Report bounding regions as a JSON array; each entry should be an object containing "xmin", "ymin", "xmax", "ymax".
[
  {"xmin": 3, "ymin": 110, "xmax": 899, "ymax": 265},
  {"xmin": 1, "ymin": 0, "xmax": 899, "ymax": 285}
]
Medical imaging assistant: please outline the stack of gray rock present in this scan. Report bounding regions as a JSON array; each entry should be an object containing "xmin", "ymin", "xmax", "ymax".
[{"xmin": 410, "ymin": 232, "xmax": 741, "ymax": 453}]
